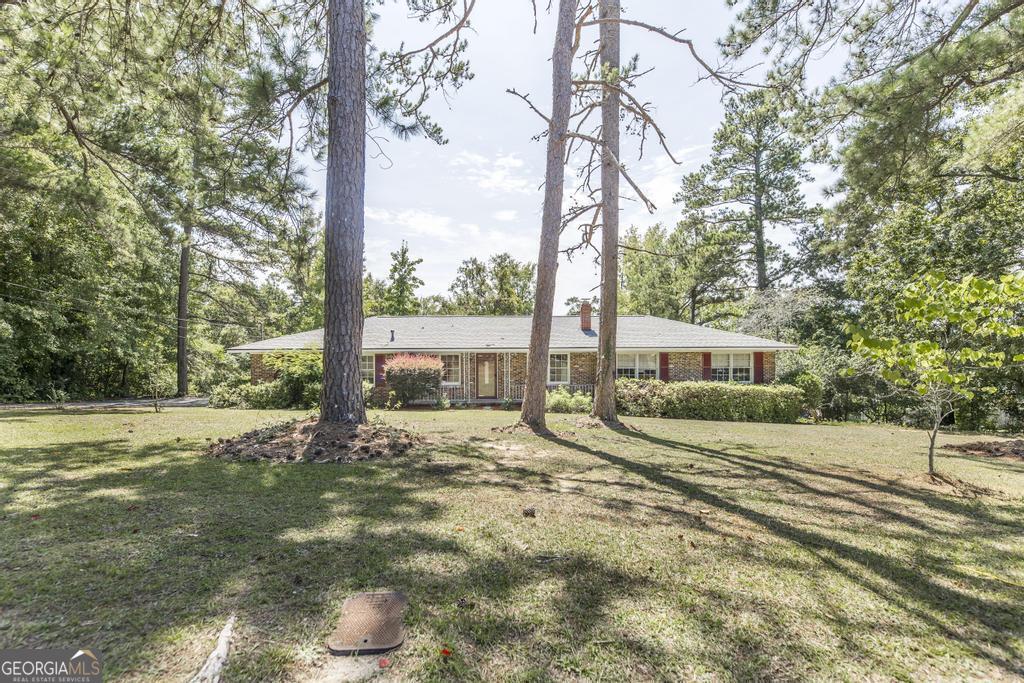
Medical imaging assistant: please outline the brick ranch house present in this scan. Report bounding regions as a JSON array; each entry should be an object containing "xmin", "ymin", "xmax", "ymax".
[{"xmin": 228, "ymin": 302, "xmax": 797, "ymax": 404}]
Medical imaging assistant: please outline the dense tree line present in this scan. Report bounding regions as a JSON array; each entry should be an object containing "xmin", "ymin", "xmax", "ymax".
[
  {"xmin": 2, "ymin": 0, "xmax": 1022, "ymax": 435},
  {"xmin": 616, "ymin": 1, "xmax": 1024, "ymax": 429}
]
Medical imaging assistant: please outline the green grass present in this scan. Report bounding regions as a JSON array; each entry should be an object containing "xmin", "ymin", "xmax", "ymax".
[{"xmin": 2, "ymin": 407, "xmax": 1023, "ymax": 681}]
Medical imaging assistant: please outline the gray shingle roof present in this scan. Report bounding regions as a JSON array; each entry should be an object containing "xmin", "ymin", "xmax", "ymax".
[{"xmin": 228, "ymin": 315, "xmax": 797, "ymax": 353}]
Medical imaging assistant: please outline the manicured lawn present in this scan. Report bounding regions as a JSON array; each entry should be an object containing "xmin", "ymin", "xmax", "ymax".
[{"xmin": 2, "ymin": 407, "xmax": 1023, "ymax": 681}]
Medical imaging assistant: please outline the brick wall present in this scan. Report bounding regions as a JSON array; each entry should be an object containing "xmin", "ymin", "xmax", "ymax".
[
  {"xmin": 666, "ymin": 352, "xmax": 704, "ymax": 381},
  {"xmin": 496, "ymin": 352, "xmax": 527, "ymax": 399},
  {"xmin": 570, "ymin": 352, "xmax": 597, "ymax": 384},
  {"xmin": 510, "ymin": 353, "xmax": 527, "ymax": 384},
  {"xmin": 253, "ymin": 348, "xmax": 779, "ymax": 391},
  {"xmin": 763, "ymin": 352, "xmax": 776, "ymax": 383},
  {"xmin": 250, "ymin": 354, "xmax": 277, "ymax": 384}
]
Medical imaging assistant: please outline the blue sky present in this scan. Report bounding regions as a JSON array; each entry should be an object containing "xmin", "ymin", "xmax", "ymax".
[{"xmin": 303, "ymin": 1, "xmax": 840, "ymax": 312}]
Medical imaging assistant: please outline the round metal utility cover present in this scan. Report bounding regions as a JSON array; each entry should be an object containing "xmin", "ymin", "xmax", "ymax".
[{"xmin": 326, "ymin": 591, "xmax": 409, "ymax": 656}]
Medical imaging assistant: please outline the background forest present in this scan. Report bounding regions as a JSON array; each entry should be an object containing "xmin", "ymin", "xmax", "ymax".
[{"xmin": 1, "ymin": 0, "xmax": 1022, "ymax": 431}]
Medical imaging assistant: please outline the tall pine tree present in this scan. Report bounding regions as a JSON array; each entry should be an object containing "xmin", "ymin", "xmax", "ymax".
[{"xmin": 677, "ymin": 89, "xmax": 815, "ymax": 291}]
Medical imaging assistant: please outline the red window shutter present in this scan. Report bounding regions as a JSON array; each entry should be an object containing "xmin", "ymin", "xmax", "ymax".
[
  {"xmin": 702, "ymin": 352, "xmax": 712, "ymax": 381},
  {"xmin": 659, "ymin": 352, "xmax": 670, "ymax": 381},
  {"xmin": 754, "ymin": 352, "xmax": 765, "ymax": 384},
  {"xmin": 374, "ymin": 354, "xmax": 386, "ymax": 386}
]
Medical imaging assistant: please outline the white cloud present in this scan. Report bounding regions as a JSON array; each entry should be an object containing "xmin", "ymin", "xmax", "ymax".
[
  {"xmin": 492, "ymin": 209, "xmax": 518, "ymax": 222},
  {"xmin": 365, "ymin": 207, "xmax": 458, "ymax": 241},
  {"xmin": 459, "ymin": 222, "xmax": 482, "ymax": 237},
  {"xmin": 450, "ymin": 151, "xmax": 537, "ymax": 195}
]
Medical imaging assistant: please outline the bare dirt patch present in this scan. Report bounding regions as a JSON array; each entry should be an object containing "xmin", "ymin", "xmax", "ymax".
[
  {"xmin": 573, "ymin": 416, "xmax": 637, "ymax": 431},
  {"xmin": 948, "ymin": 439, "xmax": 1024, "ymax": 461},
  {"xmin": 491, "ymin": 422, "xmax": 576, "ymax": 438},
  {"xmin": 207, "ymin": 418, "xmax": 417, "ymax": 464},
  {"xmin": 907, "ymin": 472, "xmax": 1003, "ymax": 498}
]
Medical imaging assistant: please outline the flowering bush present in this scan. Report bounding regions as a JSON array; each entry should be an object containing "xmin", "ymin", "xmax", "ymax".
[{"xmin": 383, "ymin": 354, "xmax": 443, "ymax": 404}]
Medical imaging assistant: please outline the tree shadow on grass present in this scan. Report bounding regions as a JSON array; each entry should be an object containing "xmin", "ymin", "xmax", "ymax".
[
  {"xmin": 0, "ymin": 432, "xmax": 660, "ymax": 681},
  {"xmin": 542, "ymin": 428, "xmax": 1024, "ymax": 678}
]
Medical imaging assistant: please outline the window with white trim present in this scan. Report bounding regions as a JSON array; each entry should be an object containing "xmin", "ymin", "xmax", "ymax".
[
  {"xmin": 360, "ymin": 354, "xmax": 375, "ymax": 382},
  {"xmin": 615, "ymin": 353, "xmax": 636, "ymax": 379},
  {"xmin": 617, "ymin": 352, "xmax": 659, "ymax": 379},
  {"xmin": 548, "ymin": 353, "xmax": 570, "ymax": 384},
  {"xmin": 441, "ymin": 354, "xmax": 462, "ymax": 385},
  {"xmin": 637, "ymin": 352, "xmax": 658, "ymax": 379},
  {"xmin": 731, "ymin": 353, "xmax": 752, "ymax": 383},
  {"xmin": 711, "ymin": 353, "xmax": 752, "ymax": 383}
]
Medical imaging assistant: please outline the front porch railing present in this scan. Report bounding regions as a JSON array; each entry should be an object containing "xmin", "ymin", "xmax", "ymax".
[
  {"xmin": 412, "ymin": 385, "xmax": 469, "ymax": 404},
  {"xmin": 506, "ymin": 383, "xmax": 594, "ymax": 401},
  {"xmin": 412, "ymin": 383, "xmax": 595, "ymax": 405}
]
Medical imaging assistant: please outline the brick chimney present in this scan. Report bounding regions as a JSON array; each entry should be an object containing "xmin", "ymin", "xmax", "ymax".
[{"xmin": 579, "ymin": 299, "xmax": 592, "ymax": 331}]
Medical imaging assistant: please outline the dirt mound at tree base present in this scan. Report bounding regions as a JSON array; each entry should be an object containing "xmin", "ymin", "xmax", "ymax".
[
  {"xmin": 207, "ymin": 418, "xmax": 417, "ymax": 464},
  {"xmin": 948, "ymin": 439, "xmax": 1024, "ymax": 461}
]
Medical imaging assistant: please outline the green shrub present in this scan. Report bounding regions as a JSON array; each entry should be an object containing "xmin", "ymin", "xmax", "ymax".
[
  {"xmin": 210, "ymin": 369, "xmax": 319, "ymax": 411},
  {"xmin": 264, "ymin": 351, "xmax": 322, "ymax": 408},
  {"xmin": 362, "ymin": 380, "xmax": 374, "ymax": 407},
  {"xmin": 237, "ymin": 380, "xmax": 290, "ymax": 410},
  {"xmin": 209, "ymin": 382, "xmax": 244, "ymax": 408},
  {"xmin": 616, "ymin": 379, "xmax": 802, "ymax": 423},
  {"xmin": 383, "ymin": 354, "xmax": 443, "ymax": 405},
  {"xmin": 546, "ymin": 386, "xmax": 593, "ymax": 413},
  {"xmin": 46, "ymin": 384, "xmax": 69, "ymax": 409},
  {"xmin": 789, "ymin": 372, "xmax": 823, "ymax": 414},
  {"xmin": 303, "ymin": 381, "xmax": 322, "ymax": 410},
  {"xmin": 383, "ymin": 391, "xmax": 402, "ymax": 411},
  {"xmin": 209, "ymin": 351, "xmax": 322, "ymax": 410}
]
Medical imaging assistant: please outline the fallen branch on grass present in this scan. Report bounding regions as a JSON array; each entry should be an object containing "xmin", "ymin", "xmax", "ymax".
[{"xmin": 189, "ymin": 614, "xmax": 236, "ymax": 683}]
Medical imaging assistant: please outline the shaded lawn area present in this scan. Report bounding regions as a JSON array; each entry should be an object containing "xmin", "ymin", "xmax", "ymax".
[{"xmin": 1, "ymin": 408, "xmax": 1023, "ymax": 681}]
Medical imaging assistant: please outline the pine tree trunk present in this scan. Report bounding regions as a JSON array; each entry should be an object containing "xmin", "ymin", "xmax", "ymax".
[
  {"xmin": 320, "ymin": 0, "xmax": 368, "ymax": 424},
  {"xmin": 520, "ymin": 0, "xmax": 577, "ymax": 431},
  {"xmin": 592, "ymin": 0, "xmax": 620, "ymax": 422},
  {"xmin": 752, "ymin": 147, "xmax": 769, "ymax": 291},
  {"xmin": 176, "ymin": 222, "xmax": 191, "ymax": 397}
]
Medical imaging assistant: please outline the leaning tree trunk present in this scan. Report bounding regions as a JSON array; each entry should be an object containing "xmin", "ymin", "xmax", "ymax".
[
  {"xmin": 320, "ymin": 0, "xmax": 368, "ymax": 424},
  {"xmin": 520, "ymin": 0, "xmax": 577, "ymax": 431},
  {"xmin": 592, "ymin": 0, "xmax": 620, "ymax": 422},
  {"xmin": 175, "ymin": 222, "xmax": 191, "ymax": 397}
]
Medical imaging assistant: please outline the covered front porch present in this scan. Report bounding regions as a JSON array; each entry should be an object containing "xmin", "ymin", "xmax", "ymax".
[
  {"xmin": 429, "ymin": 381, "xmax": 597, "ymax": 405},
  {"xmin": 372, "ymin": 351, "xmax": 596, "ymax": 405}
]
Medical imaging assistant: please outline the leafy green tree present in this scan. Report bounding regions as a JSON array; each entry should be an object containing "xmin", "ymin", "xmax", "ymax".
[
  {"xmin": 1, "ymin": 0, "xmax": 300, "ymax": 398},
  {"xmin": 677, "ymin": 89, "xmax": 816, "ymax": 291},
  {"xmin": 0, "ymin": 188, "xmax": 177, "ymax": 400},
  {"xmin": 564, "ymin": 296, "xmax": 599, "ymax": 315},
  {"xmin": 849, "ymin": 272, "xmax": 1024, "ymax": 475},
  {"xmin": 378, "ymin": 242, "xmax": 424, "ymax": 316},
  {"xmin": 725, "ymin": 2, "xmax": 1024, "ymax": 195},
  {"xmin": 621, "ymin": 220, "xmax": 746, "ymax": 324},
  {"xmin": 362, "ymin": 273, "xmax": 389, "ymax": 318},
  {"xmin": 448, "ymin": 254, "xmax": 536, "ymax": 315},
  {"xmin": 417, "ymin": 294, "xmax": 450, "ymax": 315},
  {"xmin": 272, "ymin": 201, "xmax": 324, "ymax": 332}
]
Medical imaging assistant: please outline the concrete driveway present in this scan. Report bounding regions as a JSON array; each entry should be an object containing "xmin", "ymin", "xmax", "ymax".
[{"xmin": 0, "ymin": 397, "xmax": 209, "ymax": 410}]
